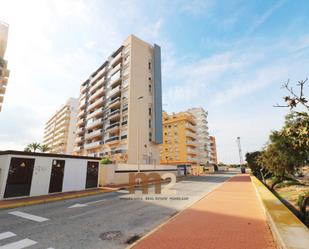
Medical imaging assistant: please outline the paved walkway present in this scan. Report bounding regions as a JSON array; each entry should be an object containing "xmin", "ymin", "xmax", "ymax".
[{"xmin": 132, "ymin": 174, "xmax": 277, "ymax": 249}]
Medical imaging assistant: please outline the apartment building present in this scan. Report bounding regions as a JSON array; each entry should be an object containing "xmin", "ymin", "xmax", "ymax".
[
  {"xmin": 187, "ymin": 107, "xmax": 211, "ymax": 165},
  {"xmin": 0, "ymin": 21, "xmax": 9, "ymax": 112},
  {"xmin": 209, "ymin": 136, "xmax": 218, "ymax": 165},
  {"xmin": 74, "ymin": 35, "xmax": 162, "ymax": 164},
  {"xmin": 160, "ymin": 112, "xmax": 198, "ymax": 165},
  {"xmin": 43, "ymin": 98, "xmax": 78, "ymax": 154}
]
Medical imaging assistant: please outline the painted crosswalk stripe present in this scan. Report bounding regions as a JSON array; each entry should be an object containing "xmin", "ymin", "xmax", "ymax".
[
  {"xmin": 9, "ymin": 211, "xmax": 49, "ymax": 222},
  {"xmin": 0, "ymin": 238, "xmax": 37, "ymax": 249},
  {"xmin": 0, "ymin": 232, "xmax": 16, "ymax": 240}
]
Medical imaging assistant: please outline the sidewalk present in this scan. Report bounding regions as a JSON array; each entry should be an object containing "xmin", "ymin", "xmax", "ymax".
[
  {"xmin": 0, "ymin": 187, "xmax": 117, "ymax": 210},
  {"xmin": 131, "ymin": 174, "xmax": 277, "ymax": 249}
]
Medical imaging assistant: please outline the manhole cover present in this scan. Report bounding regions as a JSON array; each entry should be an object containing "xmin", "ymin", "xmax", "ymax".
[{"xmin": 100, "ymin": 231, "xmax": 122, "ymax": 241}]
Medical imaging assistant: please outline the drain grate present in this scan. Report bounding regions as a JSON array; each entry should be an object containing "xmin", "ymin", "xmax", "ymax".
[
  {"xmin": 125, "ymin": 234, "xmax": 141, "ymax": 244},
  {"xmin": 100, "ymin": 231, "xmax": 122, "ymax": 241}
]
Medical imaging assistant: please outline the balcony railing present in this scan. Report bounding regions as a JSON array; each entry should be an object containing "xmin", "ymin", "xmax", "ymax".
[
  {"xmin": 185, "ymin": 123, "xmax": 196, "ymax": 131},
  {"xmin": 106, "ymin": 85, "xmax": 121, "ymax": 99},
  {"xmin": 108, "ymin": 109, "xmax": 120, "ymax": 119},
  {"xmin": 87, "ymin": 108, "xmax": 104, "ymax": 120},
  {"xmin": 84, "ymin": 141, "xmax": 102, "ymax": 150},
  {"xmin": 87, "ymin": 97, "xmax": 104, "ymax": 111},
  {"xmin": 105, "ymin": 136, "xmax": 119, "ymax": 143},
  {"xmin": 91, "ymin": 67, "xmax": 106, "ymax": 84},
  {"xmin": 85, "ymin": 129, "xmax": 103, "ymax": 139},
  {"xmin": 107, "ymin": 97, "xmax": 120, "ymax": 108},
  {"xmin": 105, "ymin": 122, "xmax": 120, "ymax": 131},
  {"xmin": 86, "ymin": 118, "xmax": 103, "ymax": 129},
  {"xmin": 90, "ymin": 77, "xmax": 105, "ymax": 93},
  {"xmin": 89, "ymin": 87, "xmax": 104, "ymax": 102},
  {"xmin": 111, "ymin": 52, "xmax": 122, "ymax": 66}
]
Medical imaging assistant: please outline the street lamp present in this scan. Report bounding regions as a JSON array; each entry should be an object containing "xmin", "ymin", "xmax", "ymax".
[{"xmin": 137, "ymin": 96, "xmax": 144, "ymax": 176}]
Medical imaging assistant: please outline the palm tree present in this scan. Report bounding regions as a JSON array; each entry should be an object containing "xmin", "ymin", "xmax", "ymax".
[
  {"xmin": 39, "ymin": 144, "xmax": 50, "ymax": 152},
  {"xmin": 24, "ymin": 142, "xmax": 41, "ymax": 152}
]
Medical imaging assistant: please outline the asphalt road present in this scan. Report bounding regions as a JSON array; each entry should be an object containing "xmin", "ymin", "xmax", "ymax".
[{"xmin": 0, "ymin": 173, "xmax": 234, "ymax": 249}]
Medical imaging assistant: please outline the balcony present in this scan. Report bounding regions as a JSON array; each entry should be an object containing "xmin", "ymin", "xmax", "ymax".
[
  {"xmin": 79, "ymin": 99, "xmax": 87, "ymax": 109},
  {"xmin": 75, "ymin": 136, "xmax": 84, "ymax": 143},
  {"xmin": 81, "ymin": 84, "xmax": 88, "ymax": 94},
  {"xmin": 78, "ymin": 109, "xmax": 86, "ymax": 118},
  {"xmin": 89, "ymin": 86, "xmax": 104, "ymax": 102},
  {"xmin": 90, "ymin": 77, "xmax": 105, "ymax": 93},
  {"xmin": 86, "ymin": 118, "xmax": 103, "ymax": 130},
  {"xmin": 77, "ymin": 128, "xmax": 85, "ymax": 134},
  {"xmin": 0, "ymin": 68, "xmax": 10, "ymax": 78},
  {"xmin": 105, "ymin": 136, "xmax": 119, "ymax": 144},
  {"xmin": 108, "ymin": 71, "xmax": 121, "ymax": 88},
  {"xmin": 108, "ymin": 109, "xmax": 120, "ymax": 121},
  {"xmin": 121, "ymin": 120, "xmax": 128, "ymax": 126},
  {"xmin": 105, "ymin": 122, "xmax": 120, "ymax": 132},
  {"xmin": 91, "ymin": 67, "xmax": 106, "ymax": 84},
  {"xmin": 0, "ymin": 77, "xmax": 8, "ymax": 85},
  {"xmin": 185, "ymin": 123, "xmax": 196, "ymax": 132},
  {"xmin": 85, "ymin": 129, "xmax": 103, "ymax": 139},
  {"xmin": 106, "ymin": 86, "xmax": 121, "ymax": 99},
  {"xmin": 110, "ymin": 63, "xmax": 121, "ymax": 76},
  {"xmin": 0, "ymin": 85, "xmax": 6, "ymax": 95},
  {"xmin": 187, "ymin": 148, "xmax": 197, "ymax": 155},
  {"xmin": 87, "ymin": 97, "xmax": 104, "ymax": 111},
  {"xmin": 111, "ymin": 52, "xmax": 122, "ymax": 66},
  {"xmin": 84, "ymin": 141, "xmax": 102, "ymax": 150},
  {"xmin": 77, "ymin": 118, "xmax": 86, "ymax": 127},
  {"xmin": 87, "ymin": 107, "xmax": 104, "ymax": 120},
  {"xmin": 187, "ymin": 140, "xmax": 197, "ymax": 147},
  {"xmin": 186, "ymin": 131, "xmax": 196, "ymax": 139},
  {"xmin": 108, "ymin": 97, "xmax": 121, "ymax": 109}
]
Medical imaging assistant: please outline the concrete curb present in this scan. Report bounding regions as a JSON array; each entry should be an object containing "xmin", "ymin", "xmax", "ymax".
[
  {"xmin": 250, "ymin": 175, "xmax": 309, "ymax": 249},
  {"xmin": 0, "ymin": 188, "xmax": 118, "ymax": 210},
  {"xmin": 126, "ymin": 174, "xmax": 234, "ymax": 249}
]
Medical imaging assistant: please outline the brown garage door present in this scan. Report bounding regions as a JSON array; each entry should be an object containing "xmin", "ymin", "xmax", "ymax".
[{"xmin": 4, "ymin": 157, "xmax": 35, "ymax": 198}]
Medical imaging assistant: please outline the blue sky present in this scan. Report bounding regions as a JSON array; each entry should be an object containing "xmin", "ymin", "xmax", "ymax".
[{"xmin": 0, "ymin": 0, "xmax": 308, "ymax": 163}]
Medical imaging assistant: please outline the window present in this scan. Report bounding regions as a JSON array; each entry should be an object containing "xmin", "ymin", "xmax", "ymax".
[
  {"xmin": 149, "ymin": 84, "xmax": 152, "ymax": 93},
  {"xmin": 149, "ymin": 119, "xmax": 152, "ymax": 128},
  {"xmin": 149, "ymin": 107, "xmax": 152, "ymax": 116},
  {"xmin": 148, "ymin": 62, "xmax": 151, "ymax": 70}
]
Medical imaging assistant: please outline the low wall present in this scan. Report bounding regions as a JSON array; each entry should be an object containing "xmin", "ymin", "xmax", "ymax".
[
  {"xmin": 251, "ymin": 176, "xmax": 309, "ymax": 249},
  {"xmin": 99, "ymin": 164, "xmax": 178, "ymax": 186}
]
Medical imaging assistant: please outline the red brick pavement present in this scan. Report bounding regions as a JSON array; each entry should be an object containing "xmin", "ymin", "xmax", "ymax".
[{"xmin": 132, "ymin": 174, "xmax": 277, "ymax": 249}]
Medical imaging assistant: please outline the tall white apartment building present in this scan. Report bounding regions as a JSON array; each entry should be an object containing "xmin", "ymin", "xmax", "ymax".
[
  {"xmin": 74, "ymin": 35, "xmax": 163, "ymax": 164},
  {"xmin": 0, "ymin": 21, "xmax": 9, "ymax": 112},
  {"xmin": 187, "ymin": 107, "xmax": 211, "ymax": 165},
  {"xmin": 43, "ymin": 98, "xmax": 79, "ymax": 154}
]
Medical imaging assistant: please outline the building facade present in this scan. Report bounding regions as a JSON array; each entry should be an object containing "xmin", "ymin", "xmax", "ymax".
[
  {"xmin": 160, "ymin": 112, "xmax": 197, "ymax": 165},
  {"xmin": 0, "ymin": 21, "xmax": 9, "ymax": 112},
  {"xmin": 43, "ymin": 98, "xmax": 78, "ymax": 154},
  {"xmin": 187, "ymin": 107, "xmax": 211, "ymax": 165},
  {"xmin": 74, "ymin": 35, "xmax": 162, "ymax": 164},
  {"xmin": 209, "ymin": 136, "xmax": 218, "ymax": 165}
]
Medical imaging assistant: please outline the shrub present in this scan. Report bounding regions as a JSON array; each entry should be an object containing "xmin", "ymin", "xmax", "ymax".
[{"xmin": 100, "ymin": 157, "xmax": 112, "ymax": 165}]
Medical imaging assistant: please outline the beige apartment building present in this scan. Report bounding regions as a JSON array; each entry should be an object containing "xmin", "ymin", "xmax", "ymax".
[
  {"xmin": 160, "ymin": 111, "xmax": 198, "ymax": 165},
  {"xmin": 74, "ymin": 35, "xmax": 163, "ymax": 164},
  {"xmin": 187, "ymin": 107, "xmax": 211, "ymax": 165},
  {"xmin": 43, "ymin": 98, "xmax": 78, "ymax": 154},
  {"xmin": 0, "ymin": 21, "xmax": 9, "ymax": 112},
  {"xmin": 209, "ymin": 136, "xmax": 218, "ymax": 165}
]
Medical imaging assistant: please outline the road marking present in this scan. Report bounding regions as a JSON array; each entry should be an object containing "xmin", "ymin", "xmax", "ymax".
[
  {"xmin": 0, "ymin": 232, "xmax": 16, "ymax": 240},
  {"xmin": 9, "ymin": 211, "xmax": 49, "ymax": 222},
  {"xmin": 68, "ymin": 198, "xmax": 108, "ymax": 208},
  {"xmin": 0, "ymin": 238, "xmax": 37, "ymax": 249}
]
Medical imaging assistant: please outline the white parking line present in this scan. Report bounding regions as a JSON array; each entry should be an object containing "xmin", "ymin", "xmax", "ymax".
[
  {"xmin": 9, "ymin": 211, "xmax": 49, "ymax": 222},
  {"xmin": 0, "ymin": 238, "xmax": 37, "ymax": 249},
  {"xmin": 0, "ymin": 232, "xmax": 16, "ymax": 240}
]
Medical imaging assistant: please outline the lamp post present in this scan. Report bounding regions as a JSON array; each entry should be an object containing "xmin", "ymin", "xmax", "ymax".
[{"xmin": 137, "ymin": 96, "xmax": 144, "ymax": 176}]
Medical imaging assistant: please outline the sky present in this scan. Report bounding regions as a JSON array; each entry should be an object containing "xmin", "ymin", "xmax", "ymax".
[{"xmin": 0, "ymin": 0, "xmax": 308, "ymax": 163}]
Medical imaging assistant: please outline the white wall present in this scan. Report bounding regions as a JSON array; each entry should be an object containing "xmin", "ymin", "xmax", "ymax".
[{"xmin": 0, "ymin": 153, "xmax": 100, "ymax": 199}]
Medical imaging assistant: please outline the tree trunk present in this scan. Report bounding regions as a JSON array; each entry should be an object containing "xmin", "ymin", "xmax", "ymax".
[{"xmin": 300, "ymin": 193, "xmax": 309, "ymax": 219}]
